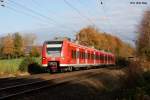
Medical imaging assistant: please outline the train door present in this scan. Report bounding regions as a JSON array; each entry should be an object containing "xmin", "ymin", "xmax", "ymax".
[
  {"xmin": 85, "ymin": 50, "xmax": 88, "ymax": 64},
  {"xmin": 94, "ymin": 52, "xmax": 96, "ymax": 64},
  {"xmin": 76, "ymin": 48, "xmax": 79, "ymax": 64}
]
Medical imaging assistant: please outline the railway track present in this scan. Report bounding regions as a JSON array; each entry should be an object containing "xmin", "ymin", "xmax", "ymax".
[{"xmin": 0, "ymin": 69, "xmax": 101, "ymax": 100}]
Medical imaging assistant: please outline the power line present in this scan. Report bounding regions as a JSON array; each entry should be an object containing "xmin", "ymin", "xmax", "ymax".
[
  {"xmin": 5, "ymin": 5, "xmax": 53, "ymax": 26},
  {"xmin": 30, "ymin": 0, "xmax": 58, "ymax": 18},
  {"xmin": 77, "ymin": 0, "xmax": 96, "ymax": 23},
  {"xmin": 7, "ymin": 0, "xmax": 59, "ymax": 25},
  {"xmin": 30, "ymin": 0, "xmax": 57, "ymax": 16},
  {"xmin": 1, "ymin": 0, "xmax": 82, "ymax": 35},
  {"xmin": 0, "ymin": 0, "xmax": 5, "ymax": 7},
  {"xmin": 64, "ymin": 0, "xmax": 94, "ymax": 25},
  {"xmin": 96, "ymin": 0, "xmax": 135, "ymax": 42},
  {"xmin": 30, "ymin": 0, "xmax": 78, "ymax": 32},
  {"xmin": 7, "ymin": 0, "xmax": 77, "ymax": 32}
]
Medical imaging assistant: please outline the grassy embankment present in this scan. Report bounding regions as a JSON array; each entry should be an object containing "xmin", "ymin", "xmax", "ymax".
[{"xmin": 0, "ymin": 57, "xmax": 41, "ymax": 75}]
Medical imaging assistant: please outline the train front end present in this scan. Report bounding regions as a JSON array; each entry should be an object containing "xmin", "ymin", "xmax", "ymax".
[{"xmin": 42, "ymin": 40, "xmax": 64, "ymax": 72}]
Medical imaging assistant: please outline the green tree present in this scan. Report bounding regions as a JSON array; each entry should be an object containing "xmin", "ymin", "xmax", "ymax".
[
  {"xmin": 13, "ymin": 33, "xmax": 24, "ymax": 58},
  {"xmin": 30, "ymin": 47, "xmax": 40, "ymax": 57}
]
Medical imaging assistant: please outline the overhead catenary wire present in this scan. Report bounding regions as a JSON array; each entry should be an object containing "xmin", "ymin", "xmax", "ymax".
[
  {"xmin": 64, "ymin": 0, "xmax": 95, "ymax": 25},
  {"xmin": 6, "ymin": 0, "xmax": 77, "ymax": 32},
  {"xmin": 30, "ymin": 0, "xmax": 78, "ymax": 32},
  {"xmin": 30, "ymin": 0, "xmax": 80, "ymax": 31},
  {"xmin": 7, "ymin": 0, "xmax": 58, "ymax": 24},
  {"xmin": 30, "ymin": 0, "xmax": 58, "ymax": 18},
  {"xmin": 96, "ymin": 0, "xmax": 135, "ymax": 42},
  {"xmin": 5, "ymin": 5, "xmax": 53, "ymax": 26},
  {"xmin": 77, "ymin": 0, "xmax": 96, "ymax": 25},
  {"xmin": 0, "ymin": 0, "xmax": 5, "ymax": 7}
]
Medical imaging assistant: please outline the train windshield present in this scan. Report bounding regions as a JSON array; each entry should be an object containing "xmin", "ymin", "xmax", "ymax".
[
  {"xmin": 46, "ymin": 41, "xmax": 63, "ymax": 57},
  {"xmin": 47, "ymin": 47, "xmax": 61, "ymax": 57}
]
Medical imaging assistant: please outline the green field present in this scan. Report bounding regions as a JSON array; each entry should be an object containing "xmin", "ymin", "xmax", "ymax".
[{"xmin": 0, "ymin": 57, "xmax": 41, "ymax": 74}]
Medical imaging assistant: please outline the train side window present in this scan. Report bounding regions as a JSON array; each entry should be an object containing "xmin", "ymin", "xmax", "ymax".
[
  {"xmin": 71, "ymin": 50, "xmax": 76, "ymax": 59},
  {"xmin": 76, "ymin": 51, "xmax": 79, "ymax": 58},
  {"xmin": 71, "ymin": 50, "xmax": 73, "ymax": 58},
  {"xmin": 80, "ymin": 52, "xmax": 82, "ymax": 59},
  {"xmin": 79, "ymin": 52, "xmax": 81, "ymax": 59},
  {"xmin": 95, "ymin": 54, "xmax": 97, "ymax": 60},
  {"xmin": 83, "ymin": 52, "xmax": 85, "ymax": 59},
  {"xmin": 74, "ymin": 50, "xmax": 76, "ymax": 59},
  {"xmin": 88, "ymin": 53, "xmax": 90, "ymax": 59},
  {"xmin": 78, "ymin": 51, "xmax": 80, "ymax": 58},
  {"xmin": 91, "ymin": 54, "xmax": 94, "ymax": 60},
  {"xmin": 82, "ymin": 52, "xmax": 84, "ymax": 59},
  {"xmin": 102, "ymin": 55, "xmax": 104, "ymax": 61},
  {"xmin": 97, "ymin": 55, "xmax": 99, "ymax": 60},
  {"xmin": 85, "ymin": 53, "xmax": 88, "ymax": 59},
  {"xmin": 100, "ymin": 55, "xmax": 102, "ymax": 60}
]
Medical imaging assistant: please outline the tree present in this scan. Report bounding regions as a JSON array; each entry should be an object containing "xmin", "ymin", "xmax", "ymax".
[
  {"xmin": 13, "ymin": 33, "xmax": 24, "ymax": 58},
  {"xmin": 23, "ymin": 33, "xmax": 37, "ymax": 46},
  {"xmin": 76, "ymin": 26, "xmax": 134, "ymax": 58},
  {"xmin": 137, "ymin": 10, "xmax": 150, "ymax": 60},
  {"xmin": 30, "ymin": 46, "xmax": 40, "ymax": 57},
  {"xmin": 0, "ymin": 37, "xmax": 3, "ymax": 59},
  {"xmin": 2, "ymin": 34, "xmax": 14, "ymax": 59}
]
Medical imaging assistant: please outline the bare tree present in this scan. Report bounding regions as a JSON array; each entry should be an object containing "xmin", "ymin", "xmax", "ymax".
[{"xmin": 23, "ymin": 33, "xmax": 37, "ymax": 46}]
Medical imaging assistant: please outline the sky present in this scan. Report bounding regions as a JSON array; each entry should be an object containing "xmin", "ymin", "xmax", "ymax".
[{"xmin": 0, "ymin": 0, "xmax": 150, "ymax": 45}]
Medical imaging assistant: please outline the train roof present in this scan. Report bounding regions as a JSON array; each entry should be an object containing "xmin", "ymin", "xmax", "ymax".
[
  {"xmin": 45, "ymin": 40, "xmax": 63, "ymax": 44},
  {"xmin": 66, "ymin": 40, "xmax": 114, "ymax": 55},
  {"xmin": 44, "ymin": 40, "xmax": 114, "ymax": 56}
]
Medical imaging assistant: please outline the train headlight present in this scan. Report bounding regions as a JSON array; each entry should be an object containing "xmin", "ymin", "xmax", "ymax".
[
  {"xmin": 61, "ymin": 57, "xmax": 65, "ymax": 59},
  {"xmin": 42, "ymin": 57, "xmax": 46, "ymax": 60}
]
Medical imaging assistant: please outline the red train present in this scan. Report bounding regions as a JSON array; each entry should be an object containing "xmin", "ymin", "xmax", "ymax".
[{"xmin": 42, "ymin": 40, "xmax": 115, "ymax": 72}]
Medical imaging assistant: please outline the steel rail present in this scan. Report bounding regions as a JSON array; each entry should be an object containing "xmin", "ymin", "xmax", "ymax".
[{"xmin": 0, "ymin": 71, "xmax": 98, "ymax": 100}]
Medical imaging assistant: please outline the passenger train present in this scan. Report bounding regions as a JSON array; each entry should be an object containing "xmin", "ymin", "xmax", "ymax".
[{"xmin": 42, "ymin": 39, "xmax": 115, "ymax": 72}]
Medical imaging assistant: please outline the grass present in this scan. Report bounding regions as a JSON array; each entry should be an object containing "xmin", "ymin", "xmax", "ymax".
[
  {"xmin": 0, "ymin": 59, "xmax": 23, "ymax": 74},
  {"xmin": 0, "ymin": 57, "xmax": 41, "ymax": 74}
]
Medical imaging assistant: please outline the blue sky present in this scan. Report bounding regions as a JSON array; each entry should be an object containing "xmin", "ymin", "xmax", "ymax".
[{"xmin": 0, "ymin": 0, "xmax": 150, "ymax": 45}]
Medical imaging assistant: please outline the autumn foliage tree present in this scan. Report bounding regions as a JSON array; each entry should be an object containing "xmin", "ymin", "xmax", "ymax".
[
  {"xmin": 0, "ymin": 33, "xmax": 38, "ymax": 59},
  {"xmin": 2, "ymin": 34, "xmax": 14, "ymax": 59},
  {"xmin": 30, "ymin": 46, "xmax": 41, "ymax": 57},
  {"xmin": 76, "ymin": 26, "xmax": 134, "ymax": 58},
  {"xmin": 137, "ymin": 10, "xmax": 150, "ymax": 61}
]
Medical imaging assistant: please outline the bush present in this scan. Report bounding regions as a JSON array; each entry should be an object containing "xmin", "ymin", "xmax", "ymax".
[
  {"xmin": 30, "ymin": 47, "xmax": 40, "ymax": 57},
  {"xmin": 116, "ymin": 56, "xmax": 130, "ymax": 67},
  {"xmin": 121, "ymin": 61, "xmax": 150, "ymax": 100},
  {"xmin": 19, "ymin": 56, "xmax": 36, "ymax": 72},
  {"xmin": 28, "ymin": 63, "xmax": 46, "ymax": 74}
]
